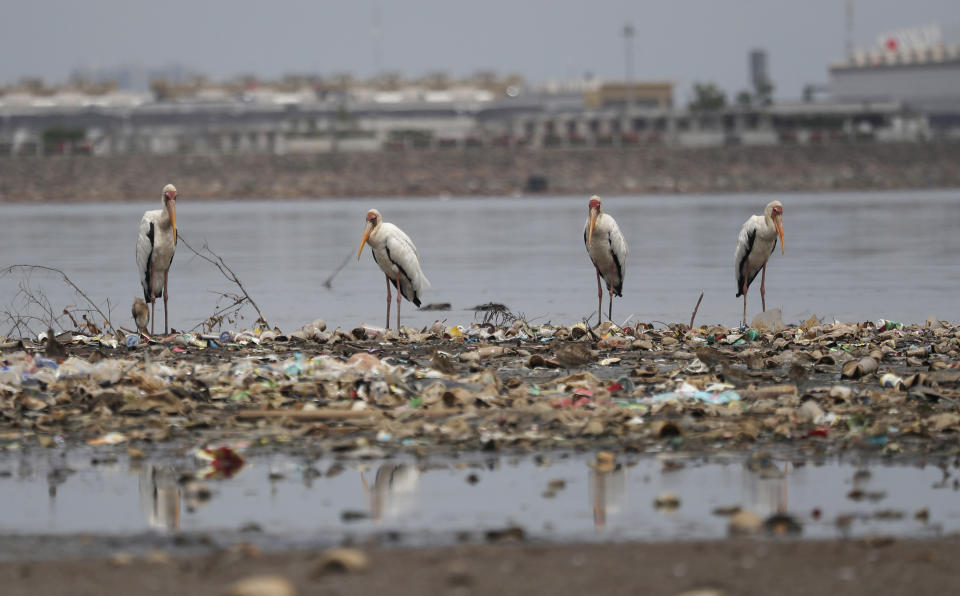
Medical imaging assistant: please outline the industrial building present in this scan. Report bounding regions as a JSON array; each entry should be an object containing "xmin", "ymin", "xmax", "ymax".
[{"xmin": 1, "ymin": 27, "xmax": 957, "ymax": 157}]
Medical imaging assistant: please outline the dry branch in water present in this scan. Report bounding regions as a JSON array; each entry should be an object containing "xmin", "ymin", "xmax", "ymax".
[
  {"xmin": 323, "ymin": 250, "xmax": 354, "ymax": 289},
  {"xmin": 178, "ymin": 233, "xmax": 269, "ymax": 331},
  {"xmin": 0, "ymin": 265, "xmax": 116, "ymax": 337},
  {"xmin": 690, "ymin": 290, "xmax": 705, "ymax": 329}
]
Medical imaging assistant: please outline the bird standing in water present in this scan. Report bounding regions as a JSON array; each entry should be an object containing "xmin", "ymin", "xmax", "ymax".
[
  {"xmin": 584, "ymin": 196, "xmax": 628, "ymax": 327},
  {"xmin": 357, "ymin": 209, "xmax": 430, "ymax": 330},
  {"xmin": 734, "ymin": 200, "xmax": 785, "ymax": 327},
  {"xmin": 136, "ymin": 184, "xmax": 178, "ymax": 334}
]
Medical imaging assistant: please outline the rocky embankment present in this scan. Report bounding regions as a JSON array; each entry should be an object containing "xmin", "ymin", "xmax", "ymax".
[{"xmin": 1, "ymin": 142, "xmax": 959, "ymax": 202}]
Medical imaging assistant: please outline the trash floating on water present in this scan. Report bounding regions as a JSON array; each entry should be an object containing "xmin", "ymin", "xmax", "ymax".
[{"xmin": 0, "ymin": 315, "xmax": 955, "ymax": 456}]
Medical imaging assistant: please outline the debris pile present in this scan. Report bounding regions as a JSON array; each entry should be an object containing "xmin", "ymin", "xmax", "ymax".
[{"xmin": 0, "ymin": 315, "xmax": 958, "ymax": 456}]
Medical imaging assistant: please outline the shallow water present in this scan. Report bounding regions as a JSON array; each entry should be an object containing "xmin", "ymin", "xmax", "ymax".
[
  {"xmin": 0, "ymin": 189, "xmax": 958, "ymax": 334},
  {"xmin": 0, "ymin": 449, "xmax": 956, "ymax": 558}
]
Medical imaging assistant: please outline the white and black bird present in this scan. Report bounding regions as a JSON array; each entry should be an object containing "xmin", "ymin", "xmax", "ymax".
[
  {"xmin": 584, "ymin": 196, "xmax": 628, "ymax": 327},
  {"xmin": 357, "ymin": 209, "xmax": 430, "ymax": 330},
  {"xmin": 136, "ymin": 184, "xmax": 178, "ymax": 335},
  {"xmin": 734, "ymin": 200, "xmax": 785, "ymax": 327}
]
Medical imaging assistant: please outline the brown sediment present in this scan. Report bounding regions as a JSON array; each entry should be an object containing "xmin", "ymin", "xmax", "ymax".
[{"xmin": 2, "ymin": 538, "xmax": 959, "ymax": 595}]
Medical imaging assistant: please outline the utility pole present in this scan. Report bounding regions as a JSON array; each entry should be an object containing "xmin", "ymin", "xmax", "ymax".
[
  {"xmin": 845, "ymin": 0, "xmax": 854, "ymax": 58},
  {"xmin": 622, "ymin": 22, "xmax": 635, "ymax": 113},
  {"xmin": 372, "ymin": 0, "xmax": 383, "ymax": 75}
]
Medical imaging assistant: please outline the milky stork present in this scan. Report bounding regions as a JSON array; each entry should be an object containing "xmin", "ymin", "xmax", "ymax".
[
  {"xmin": 357, "ymin": 209, "xmax": 430, "ymax": 330},
  {"xmin": 584, "ymin": 196, "xmax": 628, "ymax": 327},
  {"xmin": 136, "ymin": 184, "xmax": 178, "ymax": 335},
  {"xmin": 734, "ymin": 200, "xmax": 785, "ymax": 327}
]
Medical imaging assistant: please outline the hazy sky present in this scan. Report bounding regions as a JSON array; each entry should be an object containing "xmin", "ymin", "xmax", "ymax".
[{"xmin": 1, "ymin": 0, "xmax": 957, "ymax": 101}]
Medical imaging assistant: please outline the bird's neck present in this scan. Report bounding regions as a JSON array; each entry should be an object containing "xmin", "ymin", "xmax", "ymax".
[
  {"xmin": 761, "ymin": 215, "xmax": 777, "ymax": 235},
  {"xmin": 159, "ymin": 205, "xmax": 174, "ymax": 227}
]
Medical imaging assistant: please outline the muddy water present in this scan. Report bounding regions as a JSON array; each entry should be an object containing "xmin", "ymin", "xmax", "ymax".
[
  {"xmin": 0, "ymin": 449, "xmax": 955, "ymax": 559},
  {"xmin": 0, "ymin": 189, "xmax": 957, "ymax": 334}
]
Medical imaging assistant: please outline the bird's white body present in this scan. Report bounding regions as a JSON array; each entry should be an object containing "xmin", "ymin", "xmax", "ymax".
[
  {"xmin": 733, "ymin": 200, "xmax": 785, "ymax": 327},
  {"xmin": 136, "ymin": 209, "xmax": 176, "ymax": 300},
  {"xmin": 365, "ymin": 221, "xmax": 430, "ymax": 307},
  {"xmin": 584, "ymin": 212, "xmax": 628, "ymax": 296},
  {"xmin": 135, "ymin": 184, "xmax": 178, "ymax": 335},
  {"xmin": 734, "ymin": 214, "xmax": 778, "ymax": 296}
]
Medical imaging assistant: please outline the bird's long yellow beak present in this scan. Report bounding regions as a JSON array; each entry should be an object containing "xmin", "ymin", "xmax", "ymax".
[
  {"xmin": 358, "ymin": 222, "xmax": 372, "ymax": 260},
  {"xmin": 588, "ymin": 210, "xmax": 598, "ymax": 247},
  {"xmin": 170, "ymin": 202, "xmax": 177, "ymax": 245},
  {"xmin": 775, "ymin": 217, "xmax": 785, "ymax": 254}
]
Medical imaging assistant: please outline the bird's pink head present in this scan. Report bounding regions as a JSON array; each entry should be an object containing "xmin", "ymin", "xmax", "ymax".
[
  {"xmin": 587, "ymin": 195, "xmax": 602, "ymax": 247},
  {"xmin": 765, "ymin": 200, "xmax": 785, "ymax": 254},
  {"xmin": 163, "ymin": 184, "xmax": 178, "ymax": 245},
  {"xmin": 358, "ymin": 209, "xmax": 382, "ymax": 260}
]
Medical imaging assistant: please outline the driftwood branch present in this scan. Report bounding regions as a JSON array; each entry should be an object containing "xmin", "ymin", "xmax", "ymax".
[
  {"xmin": 178, "ymin": 233, "xmax": 269, "ymax": 329},
  {"xmin": 0, "ymin": 265, "xmax": 116, "ymax": 335},
  {"xmin": 689, "ymin": 290, "xmax": 705, "ymax": 330},
  {"xmin": 323, "ymin": 250, "xmax": 354, "ymax": 289}
]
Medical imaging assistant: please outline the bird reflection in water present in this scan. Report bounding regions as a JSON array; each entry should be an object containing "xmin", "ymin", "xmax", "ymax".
[
  {"xmin": 590, "ymin": 461, "xmax": 627, "ymax": 530},
  {"xmin": 361, "ymin": 463, "xmax": 420, "ymax": 522},
  {"xmin": 743, "ymin": 455, "xmax": 789, "ymax": 518},
  {"xmin": 139, "ymin": 464, "xmax": 181, "ymax": 531}
]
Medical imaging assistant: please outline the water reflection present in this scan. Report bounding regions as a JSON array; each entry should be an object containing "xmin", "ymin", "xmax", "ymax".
[
  {"xmin": 362, "ymin": 463, "xmax": 421, "ymax": 522},
  {"xmin": 138, "ymin": 465, "xmax": 181, "ymax": 531},
  {"xmin": 590, "ymin": 463, "xmax": 627, "ymax": 529},
  {"xmin": 1, "ymin": 452, "xmax": 954, "ymax": 543},
  {"xmin": 743, "ymin": 458, "xmax": 789, "ymax": 518}
]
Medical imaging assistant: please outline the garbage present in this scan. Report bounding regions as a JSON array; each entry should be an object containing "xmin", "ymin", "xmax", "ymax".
[
  {"xmin": 224, "ymin": 575, "xmax": 297, "ymax": 596},
  {"xmin": 728, "ymin": 510, "xmax": 764, "ymax": 535},
  {"xmin": 197, "ymin": 445, "xmax": 246, "ymax": 479},
  {"xmin": 751, "ymin": 308, "xmax": 785, "ymax": 332},
  {"xmin": 654, "ymin": 492, "xmax": 681, "ymax": 510},
  {"xmin": 641, "ymin": 382, "xmax": 741, "ymax": 405},
  {"xmin": 0, "ymin": 314, "xmax": 955, "ymax": 459},
  {"xmin": 314, "ymin": 547, "xmax": 370, "ymax": 576},
  {"xmin": 880, "ymin": 373, "xmax": 905, "ymax": 390}
]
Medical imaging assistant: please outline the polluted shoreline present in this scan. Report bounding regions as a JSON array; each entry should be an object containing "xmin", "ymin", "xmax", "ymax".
[
  {"xmin": 3, "ymin": 312, "xmax": 960, "ymax": 586},
  {"xmin": 2, "ymin": 312, "xmax": 959, "ymax": 458}
]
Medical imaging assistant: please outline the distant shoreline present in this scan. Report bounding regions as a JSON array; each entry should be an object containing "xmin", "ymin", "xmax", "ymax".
[{"xmin": 1, "ymin": 143, "xmax": 959, "ymax": 202}]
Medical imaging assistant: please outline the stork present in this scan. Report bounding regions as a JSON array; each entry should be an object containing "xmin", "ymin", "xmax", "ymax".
[
  {"xmin": 357, "ymin": 209, "xmax": 430, "ymax": 330},
  {"xmin": 734, "ymin": 200, "xmax": 785, "ymax": 327},
  {"xmin": 136, "ymin": 184, "xmax": 177, "ymax": 335},
  {"xmin": 584, "ymin": 196, "xmax": 628, "ymax": 327}
]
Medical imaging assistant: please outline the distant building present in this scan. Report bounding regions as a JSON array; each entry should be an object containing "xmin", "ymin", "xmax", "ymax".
[
  {"xmin": 583, "ymin": 82, "xmax": 673, "ymax": 110},
  {"xmin": 750, "ymin": 49, "xmax": 769, "ymax": 91},
  {"xmin": 829, "ymin": 24, "xmax": 960, "ymax": 132}
]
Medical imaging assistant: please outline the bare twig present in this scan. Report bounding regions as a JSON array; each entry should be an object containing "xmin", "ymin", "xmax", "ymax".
[
  {"xmin": 0, "ymin": 265, "xmax": 116, "ymax": 335},
  {"xmin": 689, "ymin": 290, "xmax": 705, "ymax": 330},
  {"xmin": 178, "ymin": 233, "xmax": 269, "ymax": 328},
  {"xmin": 323, "ymin": 250, "xmax": 354, "ymax": 289}
]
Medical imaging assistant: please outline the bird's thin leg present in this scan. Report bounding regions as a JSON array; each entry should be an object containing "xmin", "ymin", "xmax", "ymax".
[
  {"xmin": 608, "ymin": 286, "xmax": 614, "ymax": 325},
  {"xmin": 760, "ymin": 263, "xmax": 767, "ymax": 313},
  {"xmin": 395, "ymin": 274, "xmax": 402, "ymax": 331},
  {"xmin": 384, "ymin": 275, "xmax": 392, "ymax": 329},
  {"xmin": 149, "ymin": 262, "xmax": 155, "ymax": 335},
  {"xmin": 595, "ymin": 268, "xmax": 603, "ymax": 327},
  {"xmin": 741, "ymin": 261, "xmax": 750, "ymax": 328},
  {"xmin": 163, "ymin": 269, "xmax": 170, "ymax": 335}
]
